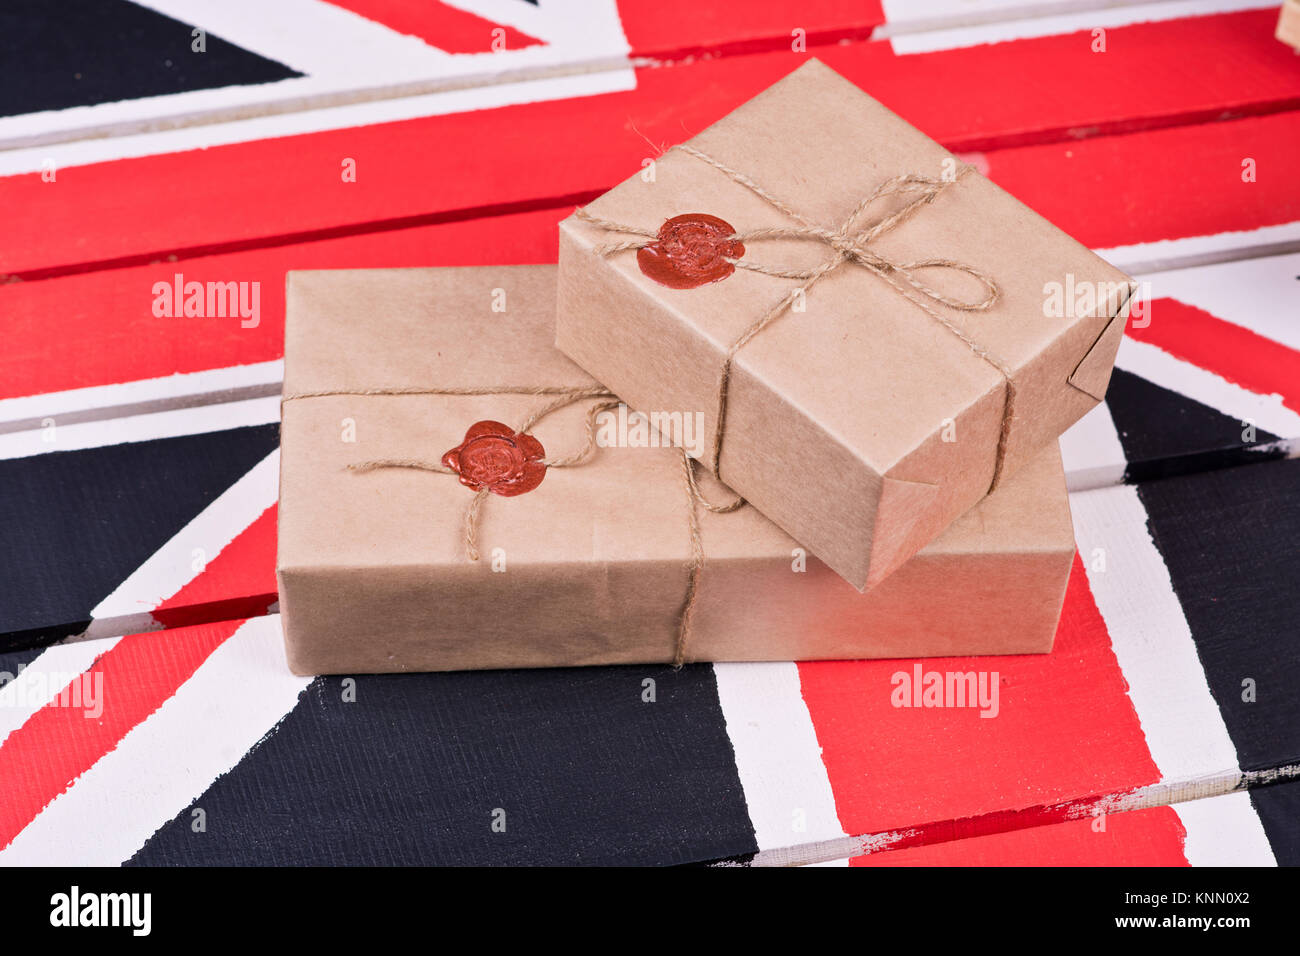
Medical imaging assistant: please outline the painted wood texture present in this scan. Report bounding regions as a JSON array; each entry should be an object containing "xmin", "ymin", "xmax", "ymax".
[
  {"xmin": 852, "ymin": 784, "xmax": 1289, "ymax": 866},
  {"xmin": 2, "ymin": 0, "xmax": 1298, "ymax": 867},
  {"xmin": 1, "ymin": 455, "xmax": 1297, "ymax": 864},
  {"xmin": 5, "ymin": 7, "xmax": 1298, "ymax": 277},
  {"xmin": 2, "ymin": 227, "xmax": 1295, "ymax": 653}
]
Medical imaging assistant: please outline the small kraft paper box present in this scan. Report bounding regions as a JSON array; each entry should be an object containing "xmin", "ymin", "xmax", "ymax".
[
  {"xmin": 557, "ymin": 59, "xmax": 1134, "ymax": 592},
  {"xmin": 277, "ymin": 265, "xmax": 1076, "ymax": 675},
  {"xmin": 1280, "ymin": 0, "xmax": 1300, "ymax": 50}
]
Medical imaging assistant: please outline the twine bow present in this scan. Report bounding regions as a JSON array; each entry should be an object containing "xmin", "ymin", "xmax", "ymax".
[
  {"xmin": 281, "ymin": 385, "xmax": 744, "ymax": 667},
  {"xmin": 576, "ymin": 143, "xmax": 1015, "ymax": 491}
]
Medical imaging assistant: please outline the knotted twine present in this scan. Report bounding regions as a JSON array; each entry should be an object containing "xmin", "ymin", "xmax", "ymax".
[
  {"xmin": 280, "ymin": 384, "xmax": 744, "ymax": 667},
  {"xmin": 575, "ymin": 144, "xmax": 1016, "ymax": 491}
]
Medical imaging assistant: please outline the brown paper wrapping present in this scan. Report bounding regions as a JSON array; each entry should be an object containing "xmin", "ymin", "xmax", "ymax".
[
  {"xmin": 1279, "ymin": 0, "xmax": 1300, "ymax": 50},
  {"xmin": 277, "ymin": 265, "xmax": 1076, "ymax": 675},
  {"xmin": 557, "ymin": 59, "xmax": 1132, "ymax": 591}
]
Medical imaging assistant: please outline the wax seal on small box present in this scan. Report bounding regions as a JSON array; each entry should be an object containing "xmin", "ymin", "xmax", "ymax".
[
  {"xmin": 637, "ymin": 213, "xmax": 745, "ymax": 289},
  {"xmin": 441, "ymin": 420, "xmax": 546, "ymax": 496}
]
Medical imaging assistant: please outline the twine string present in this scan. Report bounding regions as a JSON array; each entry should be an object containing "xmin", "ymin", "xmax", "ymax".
[
  {"xmin": 574, "ymin": 143, "xmax": 1016, "ymax": 491},
  {"xmin": 282, "ymin": 386, "xmax": 745, "ymax": 667}
]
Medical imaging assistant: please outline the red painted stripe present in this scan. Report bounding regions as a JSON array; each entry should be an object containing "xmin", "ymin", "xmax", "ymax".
[
  {"xmin": 0, "ymin": 621, "xmax": 239, "ymax": 849},
  {"xmin": 5, "ymin": 112, "xmax": 1295, "ymax": 402},
  {"xmin": 985, "ymin": 112, "xmax": 1300, "ymax": 251},
  {"xmin": 324, "ymin": 0, "xmax": 544, "ymax": 53},
  {"xmin": 797, "ymin": 556, "xmax": 1162, "ymax": 837},
  {"xmin": 3, "ymin": 10, "xmax": 1296, "ymax": 278},
  {"xmin": 0, "ymin": 204, "xmax": 562, "ymax": 401},
  {"xmin": 854, "ymin": 805, "xmax": 1189, "ymax": 866},
  {"xmin": 621, "ymin": 0, "xmax": 883, "ymax": 61},
  {"xmin": 1127, "ymin": 298, "xmax": 1300, "ymax": 413},
  {"xmin": 874, "ymin": 9, "xmax": 1300, "ymax": 151},
  {"xmin": 151, "ymin": 505, "xmax": 279, "ymax": 631}
]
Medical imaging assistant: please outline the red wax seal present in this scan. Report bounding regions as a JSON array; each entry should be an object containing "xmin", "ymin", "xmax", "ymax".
[
  {"xmin": 441, "ymin": 421, "xmax": 546, "ymax": 497},
  {"xmin": 637, "ymin": 213, "xmax": 745, "ymax": 289}
]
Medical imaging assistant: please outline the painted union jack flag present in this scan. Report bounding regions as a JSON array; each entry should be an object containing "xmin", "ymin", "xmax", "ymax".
[{"xmin": 0, "ymin": 0, "xmax": 1298, "ymax": 866}]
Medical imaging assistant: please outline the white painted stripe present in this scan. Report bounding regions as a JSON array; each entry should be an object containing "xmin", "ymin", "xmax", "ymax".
[
  {"xmin": 1177, "ymin": 789, "xmax": 1277, "ymax": 865},
  {"xmin": 81, "ymin": 450, "xmax": 279, "ymax": 642},
  {"xmin": 0, "ymin": 640, "xmax": 122, "ymax": 749},
  {"xmin": 885, "ymin": 0, "xmax": 1275, "ymax": 53},
  {"xmin": 0, "ymin": 67, "xmax": 636, "ymax": 178},
  {"xmin": 0, "ymin": 617, "xmax": 310, "ymax": 866},
  {"xmin": 880, "ymin": 0, "xmax": 1247, "ymax": 35},
  {"xmin": 1, "ymin": 0, "xmax": 632, "ymax": 152},
  {"xmin": 133, "ymin": 0, "xmax": 451, "ymax": 76},
  {"xmin": 0, "ymin": 395, "xmax": 280, "ymax": 461},
  {"xmin": 1068, "ymin": 484, "xmax": 1239, "ymax": 784},
  {"xmin": 1060, "ymin": 405, "xmax": 1127, "ymax": 491},
  {"xmin": 712, "ymin": 661, "xmax": 847, "ymax": 853},
  {"xmin": 1115, "ymin": 336, "xmax": 1300, "ymax": 440},
  {"xmin": 1098, "ymin": 221, "xmax": 1300, "ymax": 277},
  {"xmin": 1138, "ymin": 251, "xmax": 1300, "ymax": 353},
  {"xmin": 0, "ymin": 360, "xmax": 283, "ymax": 435}
]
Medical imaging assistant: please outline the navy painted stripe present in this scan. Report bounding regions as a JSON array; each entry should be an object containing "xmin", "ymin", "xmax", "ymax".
[
  {"xmin": 126, "ymin": 664, "xmax": 758, "ymax": 866},
  {"xmin": 1136, "ymin": 457, "xmax": 1300, "ymax": 773},
  {"xmin": 0, "ymin": 646, "xmax": 53, "ymax": 686},
  {"xmin": 0, "ymin": 0, "xmax": 301, "ymax": 118},
  {"xmin": 1106, "ymin": 369, "xmax": 1286, "ymax": 485},
  {"xmin": 1249, "ymin": 778, "xmax": 1300, "ymax": 866},
  {"xmin": 0, "ymin": 424, "xmax": 280, "ymax": 650}
]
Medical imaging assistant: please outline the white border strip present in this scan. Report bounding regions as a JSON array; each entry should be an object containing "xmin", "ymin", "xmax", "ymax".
[
  {"xmin": 0, "ymin": 360, "xmax": 283, "ymax": 436},
  {"xmin": 882, "ymin": 0, "xmax": 1276, "ymax": 54},
  {"xmin": 1098, "ymin": 222, "xmax": 1300, "ymax": 277},
  {"xmin": 0, "ymin": 395, "xmax": 280, "ymax": 461}
]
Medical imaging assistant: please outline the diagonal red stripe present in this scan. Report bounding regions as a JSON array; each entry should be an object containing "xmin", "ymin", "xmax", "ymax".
[
  {"xmin": 325, "ymin": 0, "xmax": 545, "ymax": 54},
  {"xmin": 854, "ymin": 805, "xmax": 1189, "ymax": 866},
  {"xmin": 151, "ymin": 505, "xmax": 279, "ymax": 630},
  {"xmin": 1126, "ymin": 298, "xmax": 1300, "ymax": 414},
  {"xmin": 0, "ymin": 621, "xmax": 240, "ymax": 849},
  {"xmin": 796, "ymin": 556, "xmax": 1161, "ymax": 838}
]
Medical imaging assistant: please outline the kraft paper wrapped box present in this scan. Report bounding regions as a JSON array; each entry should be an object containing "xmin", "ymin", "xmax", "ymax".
[
  {"xmin": 557, "ymin": 59, "xmax": 1134, "ymax": 592},
  {"xmin": 1279, "ymin": 0, "xmax": 1300, "ymax": 50},
  {"xmin": 277, "ymin": 265, "xmax": 1076, "ymax": 675}
]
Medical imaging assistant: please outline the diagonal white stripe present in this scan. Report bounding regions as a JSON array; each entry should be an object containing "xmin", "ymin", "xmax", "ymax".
[
  {"xmin": 712, "ymin": 661, "xmax": 847, "ymax": 854},
  {"xmin": 0, "ymin": 617, "xmax": 309, "ymax": 866},
  {"xmin": 0, "ymin": 639, "xmax": 122, "ymax": 749},
  {"xmin": 82, "ymin": 449, "xmax": 280, "ymax": 642},
  {"xmin": 1138, "ymin": 251, "xmax": 1300, "ymax": 353},
  {"xmin": 1059, "ymin": 407, "xmax": 1126, "ymax": 491},
  {"xmin": 1068, "ymin": 483, "xmax": 1239, "ymax": 784},
  {"xmin": 1115, "ymin": 337, "xmax": 1300, "ymax": 440},
  {"xmin": 1177, "ymin": 789, "xmax": 1277, "ymax": 865},
  {"xmin": 0, "ymin": 1, "xmax": 633, "ymax": 154}
]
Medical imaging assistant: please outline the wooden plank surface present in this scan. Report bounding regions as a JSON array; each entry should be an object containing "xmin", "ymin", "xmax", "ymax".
[
  {"xmin": 2, "ymin": 0, "xmax": 1297, "ymax": 868},
  {"xmin": 5, "ymin": 7, "xmax": 1298, "ymax": 278},
  {"xmin": 2, "ymin": 456, "xmax": 1297, "ymax": 864}
]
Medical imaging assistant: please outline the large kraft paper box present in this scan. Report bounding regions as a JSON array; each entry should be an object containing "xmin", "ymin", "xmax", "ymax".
[
  {"xmin": 277, "ymin": 265, "xmax": 1076, "ymax": 675},
  {"xmin": 557, "ymin": 59, "xmax": 1133, "ymax": 592}
]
